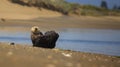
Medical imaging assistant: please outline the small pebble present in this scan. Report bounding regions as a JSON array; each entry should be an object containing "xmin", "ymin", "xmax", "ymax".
[
  {"xmin": 88, "ymin": 58, "xmax": 92, "ymax": 62},
  {"xmin": 1, "ymin": 18, "xmax": 6, "ymax": 22},
  {"xmin": 83, "ymin": 55, "xmax": 87, "ymax": 58},
  {"xmin": 6, "ymin": 51, "xmax": 13, "ymax": 56},
  {"xmin": 62, "ymin": 53, "xmax": 72, "ymax": 57},
  {"xmin": 9, "ymin": 42, "xmax": 15, "ymax": 45},
  {"xmin": 104, "ymin": 59, "xmax": 108, "ymax": 61},
  {"xmin": 47, "ymin": 55, "xmax": 53, "ymax": 59},
  {"xmin": 98, "ymin": 57, "xmax": 101, "ymax": 60},
  {"xmin": 53, "ymin": 49, "xmax": 59, "ymax": 52},
  {"xmin": 29, "ymin": 47, "xmax": 33, "ymax": 49}
]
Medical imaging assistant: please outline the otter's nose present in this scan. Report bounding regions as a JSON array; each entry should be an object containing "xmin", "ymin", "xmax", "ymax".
[{"xmin": 35, "ymin": 28, "xmax": 38, "ymax": 31}]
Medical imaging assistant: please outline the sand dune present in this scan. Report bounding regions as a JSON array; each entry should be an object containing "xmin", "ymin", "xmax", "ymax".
[{"xmin": 0, "ymin": 0, "xmax": 62, "ymax": 19}]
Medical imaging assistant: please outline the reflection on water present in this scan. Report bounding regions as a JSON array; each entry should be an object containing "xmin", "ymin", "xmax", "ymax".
[{"xmin": 0, "ymin": 28, "xmax": 120, "ymax": 56}]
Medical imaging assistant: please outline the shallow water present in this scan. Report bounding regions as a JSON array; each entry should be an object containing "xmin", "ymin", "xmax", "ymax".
[{"xmin": 0, "ymin": 28, "xmax": 120, "ymax": 56}]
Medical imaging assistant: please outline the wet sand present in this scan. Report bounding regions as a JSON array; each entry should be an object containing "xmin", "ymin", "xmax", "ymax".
[
  {"xmin": 0, "ymin": 43, "xmax": 120, "ymax": 67},
  {"xmin": 0, "ymin": 16, "xmax": 120, "ymax": 33}
]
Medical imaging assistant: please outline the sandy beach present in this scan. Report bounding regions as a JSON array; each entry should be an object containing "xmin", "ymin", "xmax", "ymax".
[
  {"xmin": 0, "ymin": 0, "xmax": 120, "ymax": 67},
  {"xmin": 0, "ymin": 43, "xmax": 120, "ymax": 67}
]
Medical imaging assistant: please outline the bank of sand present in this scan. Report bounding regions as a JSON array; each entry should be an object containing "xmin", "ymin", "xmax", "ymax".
[
  {"xmin": 0, "ymin": 0, "xmax": 120, "ymax": 32},
  {"xmin": 0, "ymin": 16, "xmax": 120, "ymax": 32},
  {"xmin": 0, "ymin": 43, "xmax": 120, "ymax": 67}
]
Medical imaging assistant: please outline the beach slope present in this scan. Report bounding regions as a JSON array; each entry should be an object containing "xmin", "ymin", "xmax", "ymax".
[{"xmin": 0, "ymin": 0, "xmax": 62, "ymax": 19}]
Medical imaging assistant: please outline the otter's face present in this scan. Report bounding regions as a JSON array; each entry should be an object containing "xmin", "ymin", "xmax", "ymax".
[{"xmin": 31, "ymin": 26, "xmax": 40, "ymax": 34}]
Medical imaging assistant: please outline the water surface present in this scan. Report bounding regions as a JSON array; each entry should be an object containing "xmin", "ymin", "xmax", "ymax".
[{"xmin": 0, "ymin": 28, "xmax": 120, "ymax": 56}]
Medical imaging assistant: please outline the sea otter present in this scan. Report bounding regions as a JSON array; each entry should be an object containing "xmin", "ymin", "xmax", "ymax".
[
  {"xmin": 31, "ymin": 26, "xmax": 59, "ymax": 48},
  {"xmin": 31, "ymin": 26, "xmax": 43, "ymax": 46}
]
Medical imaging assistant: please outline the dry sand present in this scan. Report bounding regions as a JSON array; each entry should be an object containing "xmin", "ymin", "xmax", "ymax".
[
  {"xmin": 0, "ymin": 0, "xmax": 62, "ymax": 19},
  {"xmin": 0, "ymin": 43, "xmax": 120, "ymax": 67}
]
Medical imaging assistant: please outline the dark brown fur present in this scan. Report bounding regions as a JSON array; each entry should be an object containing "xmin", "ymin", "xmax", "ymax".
[
  {"xmin": 31, "ymin": 27, "xmax": 59, "ymax": 48},
  {"xmin": 35, "ymin": 31, "xmax": 59, "ymax": 48}
]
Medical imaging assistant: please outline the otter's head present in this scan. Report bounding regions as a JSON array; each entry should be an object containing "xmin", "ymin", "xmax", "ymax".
[{"xmin": 31, "ymin": 26, "xmax": 40, "ymax": 34}]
